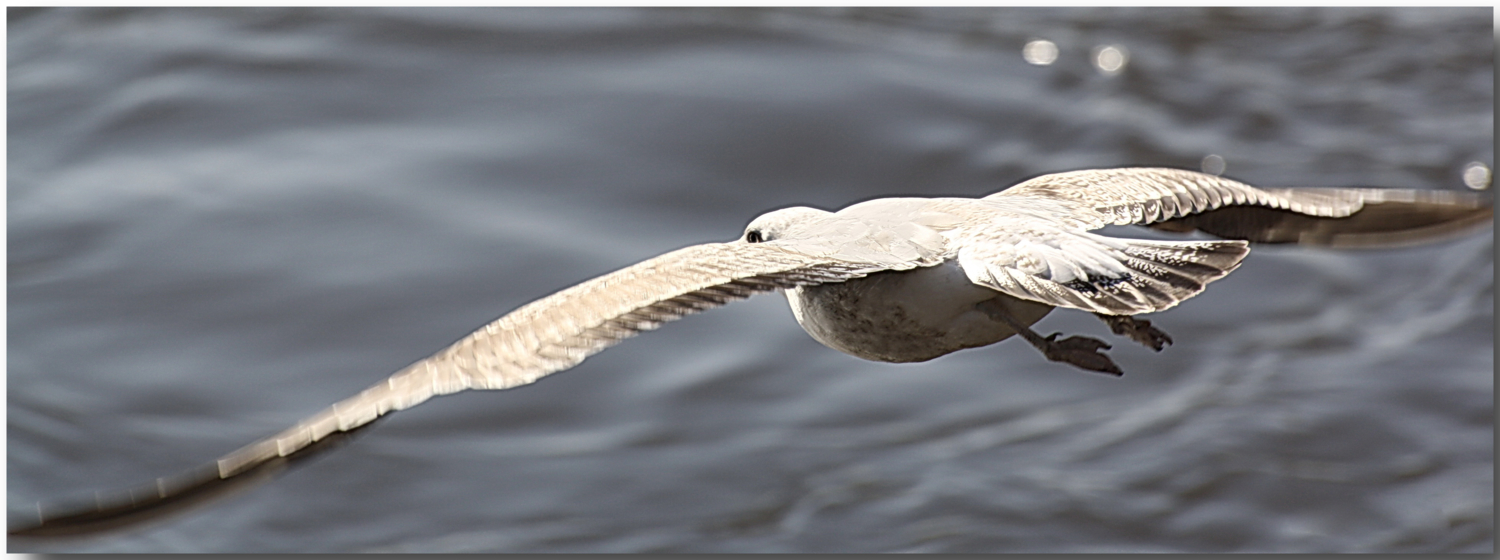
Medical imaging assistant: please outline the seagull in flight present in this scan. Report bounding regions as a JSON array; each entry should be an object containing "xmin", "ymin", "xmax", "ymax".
[{"xmin": 10, "ymin": 167, "xmax": 1491, "ymax": 537}]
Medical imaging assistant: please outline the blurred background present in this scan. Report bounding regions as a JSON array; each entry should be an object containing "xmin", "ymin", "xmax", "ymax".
[{"xmin": 7, "ymin": 7, "xmax": 1493, "ymax": 552}]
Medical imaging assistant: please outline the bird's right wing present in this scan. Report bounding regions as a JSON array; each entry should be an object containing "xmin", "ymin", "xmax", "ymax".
[{"xmin": 11, "ymin": 240, "xmax": 903, "ymax": 537}]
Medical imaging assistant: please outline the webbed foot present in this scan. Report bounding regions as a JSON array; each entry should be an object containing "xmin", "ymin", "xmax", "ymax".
[
  {"xmin": 980, "ymin": 299, "xmax": 1127, "ymax": 377},
  {"xmin": 1039, "ymin": 333, "xmax": 1123, "ymax": 376},
  {"xmin": 1097, "ymin": 314, "xmax": 1173, "ymax": 351}
]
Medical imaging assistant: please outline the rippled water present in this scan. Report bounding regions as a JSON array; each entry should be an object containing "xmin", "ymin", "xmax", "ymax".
[{"xmin": 7, "ymin": 7, "xmax": 1493, "ymax": 553}]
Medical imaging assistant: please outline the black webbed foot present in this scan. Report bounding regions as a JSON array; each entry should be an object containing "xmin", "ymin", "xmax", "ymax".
[
  {"xmin": 1039, "ymin": 333, "xmax": 1123, "ymax": 377},
  {"xmin": 980, "ymin": 299, "xmax": 1128, "ymax": 377},
  {"xmin": 1097, "ymin": 314, "xmax": 1173, "ymax": 351}
]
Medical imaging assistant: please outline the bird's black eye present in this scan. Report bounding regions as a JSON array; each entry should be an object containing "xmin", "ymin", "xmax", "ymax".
[{"xmin": 745, "ymin": 229, "xmax": 764, "ymax": 243}]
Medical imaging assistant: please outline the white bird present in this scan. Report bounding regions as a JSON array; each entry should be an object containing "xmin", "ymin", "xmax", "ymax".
[{"xmin": 10, "ymin": 167, "xmax": 1491, "ymax": 537}]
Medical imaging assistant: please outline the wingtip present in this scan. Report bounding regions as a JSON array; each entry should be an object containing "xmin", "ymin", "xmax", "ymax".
[{"xmin": 9, "ymin": 415, "xmax": 386, "ymax": 540}]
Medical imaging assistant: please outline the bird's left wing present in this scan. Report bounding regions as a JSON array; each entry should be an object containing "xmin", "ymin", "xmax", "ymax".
[
  {"xmin": 11, "ymin": 241, "xmax": 897, "ymax": 537},
  {"xmin": 989, "ymin": 167, "xmax": 1370, "ymax": 229},
  {"xmin": 989, "ymin": 167, "xmax": 1492, "ymax": 247},
  {"xmin": 953, "ymin": 166, "xmax": 1490, "ymax": 314}
]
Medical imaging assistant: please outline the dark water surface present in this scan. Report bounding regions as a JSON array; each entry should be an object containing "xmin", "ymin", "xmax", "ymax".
[{"xmin": 7, "ymin": 7, "xmax": 1493, "ymax": 553}]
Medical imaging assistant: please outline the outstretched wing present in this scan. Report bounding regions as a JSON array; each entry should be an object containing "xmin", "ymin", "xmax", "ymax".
[
  {"xmin": 10, "ymin": 241, "xmax": 901, "ymax": 537},
  {"xmin": 990, "ymin": 167, "xmax": 1492, "ymax": 247},
  {"xmin": 953, "ymin": 167, "xmax": 1491, "ymax": 314}
]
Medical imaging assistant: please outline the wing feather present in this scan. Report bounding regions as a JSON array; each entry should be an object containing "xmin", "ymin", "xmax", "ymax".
[
  {"xmin": 989, "ymin": 167, "xmax": 1367, "ymax": 228},
  {"xmin": 10, "ymin": 241, "xmax": 894, "ymax": 537},
  {"xmin": 221, "ymin": 243, "xmax": 895, "ymax": 477},
  {"xmin": 989, "ymin": 167, "xmax": 1491, "ymax": 248}
]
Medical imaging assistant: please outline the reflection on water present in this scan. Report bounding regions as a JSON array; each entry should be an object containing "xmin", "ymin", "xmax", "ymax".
[
  {"xmin": 8, "ymin": 7, "xmax": 1494, "ymax": 553},
  {"xmin": 1200, "ymin": 154, "xmax": 1227, "ymax": 176},
  {"xmin": 1464, "ymin": 162, "xmax": 1491, "ymax": 190},
  {"xmin": 1021, "ymin": 39, "xmax": 1058, "ymax": 66},
  {"xmin": 1091, "ymin": 44, "xmax": 1129, "ymax": 75}
]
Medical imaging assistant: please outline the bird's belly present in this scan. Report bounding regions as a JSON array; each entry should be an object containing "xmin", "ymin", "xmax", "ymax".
[{"xmin": 785, "ymin": 262, "xmax": 1054, "ymax": 363}]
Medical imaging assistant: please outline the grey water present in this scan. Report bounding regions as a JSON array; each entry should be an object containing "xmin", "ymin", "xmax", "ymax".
[{"xmin": 6, "ymin": 7, "xmax": 1493, "ymax": 553}]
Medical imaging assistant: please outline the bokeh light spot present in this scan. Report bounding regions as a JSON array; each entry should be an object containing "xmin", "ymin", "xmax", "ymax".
[
  {"xmin": 1201, "ymin": 154, "xmax": 1226, "ymax": 176},
  {"xmin": 1462, "ymin": 161, "xmax": 1491, "ymax": 190},
  {"xmin": 1092, "ymin": 45, "xmax": 1128, "ymax": 75},
  {"xmin": 1023, "ymin": 40, "xmax": 1058, "ymax": 66}
]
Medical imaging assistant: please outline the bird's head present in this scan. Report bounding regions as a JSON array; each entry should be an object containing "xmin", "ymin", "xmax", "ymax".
[{"xmin": 741, "ymin": 206, "xmax": 832, "ymax": 244}]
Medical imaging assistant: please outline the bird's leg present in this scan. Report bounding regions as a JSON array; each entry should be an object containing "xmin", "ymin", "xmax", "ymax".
[
  {"xmin": 980, "ymin": 301, "xmax": 1122, "ymax": 376},
  {"xmin": 1095, "ymin": 314, "xmax": 1173, "ymax": 351}
]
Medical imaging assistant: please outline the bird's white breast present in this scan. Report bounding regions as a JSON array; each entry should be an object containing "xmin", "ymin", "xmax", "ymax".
[{"xmin": 785, "ymin": 260, "xmax": 1054, "ymax": 363}]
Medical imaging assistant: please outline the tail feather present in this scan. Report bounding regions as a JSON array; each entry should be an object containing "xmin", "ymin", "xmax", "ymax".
[
  {"xmin": 963, "ymin": 235, "xmax": 1250, "ymax": 316},
  {"xmin": 1106, "ymin": 238, "xmax": 1251, "ymax": 313}
]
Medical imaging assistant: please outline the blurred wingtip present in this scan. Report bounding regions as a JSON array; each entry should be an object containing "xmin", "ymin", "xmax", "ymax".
[
  {"xmin": 1150, "ymin": 187, "xmax": 1493, "ymax": 249},
  {"xmin": 8, "ymin": 416, "xmax": 383, "ymax": 541}
]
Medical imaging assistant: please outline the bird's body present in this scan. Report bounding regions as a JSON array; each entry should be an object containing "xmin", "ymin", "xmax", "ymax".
[
  {"xmin": 10, "ymin": 167, "xmax": 1492, "ymax": 538},
  {"xmin": 773, "ymin": 197, "xmax": 1047, "ymax": 363},
  {"xmin": 788, "ymin": 261, "xmax": 1054, "ymax": 362},
  {"xmin": 773, "ymin": 194, "xmax": 1126, "ymax": 363}
]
